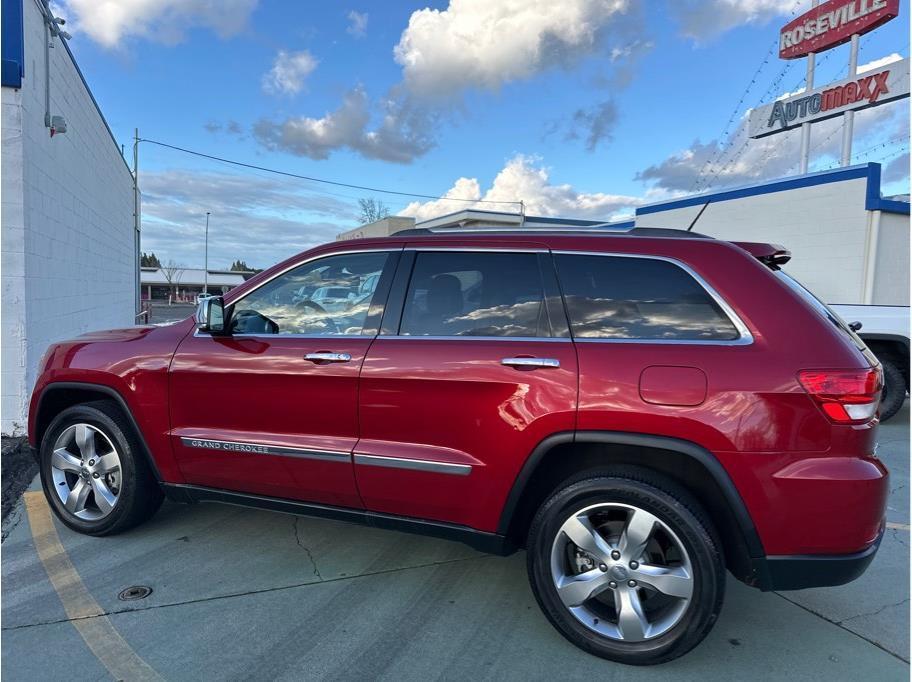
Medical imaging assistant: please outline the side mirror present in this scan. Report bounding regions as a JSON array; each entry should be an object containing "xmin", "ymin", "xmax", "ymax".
[{"xmin": 196, "ymin": 296, "xmax": 227, "ymax": 334}]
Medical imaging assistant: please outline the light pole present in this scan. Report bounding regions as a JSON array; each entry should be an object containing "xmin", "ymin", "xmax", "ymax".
[{"xmin": 204, "ymin": 212, "xmax": 210, "ymax": 294}]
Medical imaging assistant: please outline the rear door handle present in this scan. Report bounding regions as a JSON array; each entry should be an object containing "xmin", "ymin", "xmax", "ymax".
[
  {"xmin": 501, "ymin": 357, "xmax": 560, "ymax": 369},
  {"xmin": 304, "ymin": 352, "xmax": 352, "ymax": 363}
]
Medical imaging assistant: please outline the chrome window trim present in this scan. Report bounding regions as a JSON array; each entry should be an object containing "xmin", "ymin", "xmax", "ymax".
[
  {"xmin": 193, "ymin": 331, "xmax": 371, "ymax": 339},
  {"xmin": 379, "ymin": 335, "xmax": 571, "ymax": 343},
  {"xmin": 552, "ymin": 250, "xmax": 754, "ymax": 346},
  {"xmin": 179, "ymin": 437, "xmax": 350, "ymax": 462},
  {"xmin": 353, "ymin": 453, "xmax": 472, "ymax": 476}
]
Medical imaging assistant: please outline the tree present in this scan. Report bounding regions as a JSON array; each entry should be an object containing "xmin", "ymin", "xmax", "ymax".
[
  {"xmin": 161, "ymin": 260, "xmax": 185, "ymax": 300},
  {"xmin": 141, "ymin": 252, "xmax": 161, "ymax": 268},
  {"xmin": 358, "ymin": 197, "xmax": 390, "ymax": 224},
  {"xmin": 229, "ymin": 259, "xmax": 253, "ymax": 272}
]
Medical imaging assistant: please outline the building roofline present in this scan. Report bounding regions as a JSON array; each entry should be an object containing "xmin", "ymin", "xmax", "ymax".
[
  {"xmin": 637, "ymin": 163, "xmax": 909, "ymax": 216},
  {"xmin": 6, "ymin": 0, "xmax": 132, "ymax": 176}
]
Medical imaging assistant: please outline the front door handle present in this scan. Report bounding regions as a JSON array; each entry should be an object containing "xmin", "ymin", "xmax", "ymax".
[
  {"xmin": 501, "ymin": 357, "xmax": 560, "ymax": 369},
  {"xmin": 304, "ymin": 352, "xmax": 352, "ymax": 363}
]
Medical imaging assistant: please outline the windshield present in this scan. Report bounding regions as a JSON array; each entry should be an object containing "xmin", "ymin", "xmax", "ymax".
[{"xmin": 774, "ymin": 270, "xmax": 867, "ymax": 351}]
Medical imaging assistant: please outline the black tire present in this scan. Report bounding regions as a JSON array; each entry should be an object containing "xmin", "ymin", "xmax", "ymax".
[
  {"xmin": 879, "ymin": 355, "xmax": 906, "ymax": 422},
  {"xmin": 39, "ymin": 400, "xmax": 163, "ymax": 536},
  {"xmin": 526, "ymin": 467, "xmax": 725, "ymax": 665}
]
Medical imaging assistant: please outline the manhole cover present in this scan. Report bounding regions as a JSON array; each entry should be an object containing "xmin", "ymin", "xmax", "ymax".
[{"xmin": 118, "ymin": 586, "xmax": 152, "ymax": 601}]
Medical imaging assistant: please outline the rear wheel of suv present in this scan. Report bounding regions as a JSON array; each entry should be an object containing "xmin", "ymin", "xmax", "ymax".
[
  {"xmin": 879, "ymin": 354, "xmax": 906, "ymax": 422},
  {"xmin": 526, "ymin": 469, "xmax": 725, "ymax": 665},
  {"xmin": 39, "ymin": 401, "xmax": 163, "ymax": 536}
]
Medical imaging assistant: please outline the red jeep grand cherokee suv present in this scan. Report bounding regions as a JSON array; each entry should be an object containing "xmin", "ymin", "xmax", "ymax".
[{"xmin": 29, "ymin": 227, "xmax": 887, "ymax": 664}]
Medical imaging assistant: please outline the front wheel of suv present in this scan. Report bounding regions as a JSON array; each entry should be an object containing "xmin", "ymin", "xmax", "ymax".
[
  {"xmin": 39, "ymin": 401, "xmax": 163, "ymax": 536},
  {"xmin": 526, "ymin": 469, "xmax": 725, "ymax": 665}
]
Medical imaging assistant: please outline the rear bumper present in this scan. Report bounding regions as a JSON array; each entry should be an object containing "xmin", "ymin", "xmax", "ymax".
[
  {"xmin": 751, "ymin": 524, "xmax": 884, "ymax": 591},
  {"xmin": 720, "ymin": 451, "xmax": 889, "ymax": 555}
]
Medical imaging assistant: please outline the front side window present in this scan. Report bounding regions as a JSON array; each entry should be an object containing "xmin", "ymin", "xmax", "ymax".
[
  {"xmin": 554, "ymin": 254, "xmax": 740, "ymax": 341},
  {"xmin": 400, "ymin": 252, "xmax": 552, "ymax": 337},
  {"xmin": 229, "ymin": 251, "xmax": 389, "ymax": 335}
]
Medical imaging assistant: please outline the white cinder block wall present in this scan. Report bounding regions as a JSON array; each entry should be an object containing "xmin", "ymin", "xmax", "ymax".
[
  {"xmin": 1, "ymin": 0, "xmax": 134, "ymax": 435},
  {"xmin": 871, "ymin": 211, "xmax": 911, "ymax": 306},
  {"xmin": 635, "ymin": 175, "xmax": 908, "ymax": 306}
]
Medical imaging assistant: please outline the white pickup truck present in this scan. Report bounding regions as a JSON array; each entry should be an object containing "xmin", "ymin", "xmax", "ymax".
[{"xmin": 831, "ymin": 304, "xmax": 909, "ymax": 421}]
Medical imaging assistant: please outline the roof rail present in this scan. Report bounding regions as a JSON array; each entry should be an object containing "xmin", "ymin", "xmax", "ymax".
[
  {"xmin": 392, "ymin": 224, "xmax": 633, "ymax": 236},
  {"xmin": 391, "ymin": 225, "xmax": 713, "ymax": 239}
]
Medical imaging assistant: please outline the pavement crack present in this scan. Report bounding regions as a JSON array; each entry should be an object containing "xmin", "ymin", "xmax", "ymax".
[
  {"xmin": 292, "ymin": 517, "xmax": 323, "ymax": 581},
  {"xmin": 774, "ymin": 592, "xmax": 910, "ymax": 664},
  {"xmin": 890, "ymin": 527, "xmax": 909, "ymax": 548},
  {"xmin": 837, "ymin": 597, "xmax": 911, "ymax": 625},
  {"xmin": 0, "ymin": 553, "xmax": 491, "ymax": 633}
]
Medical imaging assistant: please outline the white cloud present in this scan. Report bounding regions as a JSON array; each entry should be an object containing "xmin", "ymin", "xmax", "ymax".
[
  {"xmin": 253, "ymin": 88, "xmax": 435, "ymax": 163},
  {"xmin": 637, "ymin": 99, "xmax": 910, "ymax": 192},
  {"xmin": 672, "ymin": 0, "xmax": 795, "ymax": 40},
  {"xmin": 140, "ymin": 170, "xmax": 357, "ymax": 267},
  {"xmin": 262, "ymin": 50, "xmax": 318, "ymax": 95},
  {"xmin": 58, "ymin": 0, "xmax": 258, "ymax": 48},
  {"xmin": 347, "ymin": 11, "xmax": 368, "ymax": 38},
  {"xmin": 393, "ymin": 0, "xmax": 630, "ymax": 97},
  {"xmin": 400, "ymin": 154, "xmax": 645, "ymax": 221},
  {"xmin": 857, "ymin": 52, "xmax": 904, "ymax": 73}
]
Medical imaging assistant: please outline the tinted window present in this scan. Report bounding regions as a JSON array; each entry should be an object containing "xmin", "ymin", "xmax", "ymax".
[
  {"xmin": 400, "ymin": 252, "xmax": 551, "ymax": 337},
  {"xmin": 230, "ymin": 251, "xmax": 389, "ymax": 335},
  {"xmin": 555, "ymin": 254, "xmax": 740, "ymax": 341}
]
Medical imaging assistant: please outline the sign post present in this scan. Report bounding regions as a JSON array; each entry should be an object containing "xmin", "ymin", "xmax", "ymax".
[
  {"xmin": 798, "ymin": 0, "xmax": 820, "ymax": 174},
  {"xmin": 841, "ymin": 33, "xmax": 860, "ymax": 165}
]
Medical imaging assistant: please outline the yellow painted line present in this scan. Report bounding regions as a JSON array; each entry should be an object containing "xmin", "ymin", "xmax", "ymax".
[
  {"xmin": 24, "ymin": 491, "xmax": 162, "ymax": 681},
  {"xmin": 886, "ymin": 521, "xmax": 910, "ymax": 531}
]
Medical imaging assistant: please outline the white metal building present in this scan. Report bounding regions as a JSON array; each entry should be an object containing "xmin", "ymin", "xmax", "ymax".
[
  {"xmin": 632, "ymin": 163, "xmax": 909, "ymax": 306},
  {"xmin": 1, "ymin": 0, "xmax": 135, "ymax": 434}
]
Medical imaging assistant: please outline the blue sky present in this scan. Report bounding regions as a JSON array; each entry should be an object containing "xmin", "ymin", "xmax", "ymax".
[{"xmin": 55, "ymin": 0, "xmax": 910, "ymax": 269}]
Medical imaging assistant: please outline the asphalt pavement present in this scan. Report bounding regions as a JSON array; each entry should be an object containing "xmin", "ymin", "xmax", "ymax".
[
  {"xmin": 149, "ymin": 303, "xmax": 196, "ymax": 325},
  {"xmin": 2, "ymin": 405, "xmax": 908, "ymax": 680}
]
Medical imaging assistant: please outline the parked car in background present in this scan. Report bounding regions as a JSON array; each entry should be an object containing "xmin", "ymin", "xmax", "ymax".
[
  {"xmin": 195, "ymin": 292, "xmax": 213, "ymax": 304},
  {"xmin": 29, "ymin": 227, "xmax": 887, "ymax": 665},
  {"xmin": 830, "ymin": 304, "xmax": 909, "ymax": 421}
]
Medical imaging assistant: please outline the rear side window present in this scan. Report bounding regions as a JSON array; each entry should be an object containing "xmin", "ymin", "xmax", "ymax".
[
  {"xmin": 554, "ymin": 254, "xmax": 740, "ymax": 341},
  {"xmin": 400, "ymin": 252, "xmax": 552, "ymax": 337}
]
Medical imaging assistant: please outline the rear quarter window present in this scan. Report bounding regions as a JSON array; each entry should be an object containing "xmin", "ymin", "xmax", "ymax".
[{"xmin": 554, "ymin": 254, "xmax": 741, "ymax": 341}]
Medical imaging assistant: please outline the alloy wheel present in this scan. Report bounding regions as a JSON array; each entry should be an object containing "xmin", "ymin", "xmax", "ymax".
[
  {"xmin": 50, "ymin": 423, "xmax": 122, "ymax": 520},
  {"xmin": 550, "ymin": 502, "xmax": 694, "ymax": 642}
]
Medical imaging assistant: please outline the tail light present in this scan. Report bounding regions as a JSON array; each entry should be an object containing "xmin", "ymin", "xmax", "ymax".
[{"xmin": 798, "ymin": 367, "xmax": 883, "ymax": 423}]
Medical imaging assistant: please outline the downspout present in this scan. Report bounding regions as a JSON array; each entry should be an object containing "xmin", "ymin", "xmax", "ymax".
[
  {"xmin": 43, "ymin": 5, "xmax": 50, "ymax": 128},
  {"xmin": 861, "ymin": 209, "xmax": 881, "ymax": 305}
]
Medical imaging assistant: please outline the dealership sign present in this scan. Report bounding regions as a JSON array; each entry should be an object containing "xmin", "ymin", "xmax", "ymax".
[
  {"xmin": 779, "ymin": 0, "xmax": 899, "ymax": 59},
  {"xmin": 749, "ymin": 58, "xmax": 909, "ymax": 138}
]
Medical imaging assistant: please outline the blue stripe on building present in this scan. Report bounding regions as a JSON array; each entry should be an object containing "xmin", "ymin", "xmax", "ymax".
[{"xmin": 1, "ymin": 0, "xmax": 24, "ymax": 88}]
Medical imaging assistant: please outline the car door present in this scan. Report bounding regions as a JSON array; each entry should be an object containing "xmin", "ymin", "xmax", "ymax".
[
  {"xmin": 355, "ymin": 246, "xmax": 579, "ymax": 532},
  {"xmin": 169, "ymin": 248, "xmax": 398, "ymax": 506}
]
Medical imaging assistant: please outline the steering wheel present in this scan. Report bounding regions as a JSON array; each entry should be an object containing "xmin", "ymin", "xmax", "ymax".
[{"xmin": 296, "ymin": 300, "xmax": 340, "ymax": 334}]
